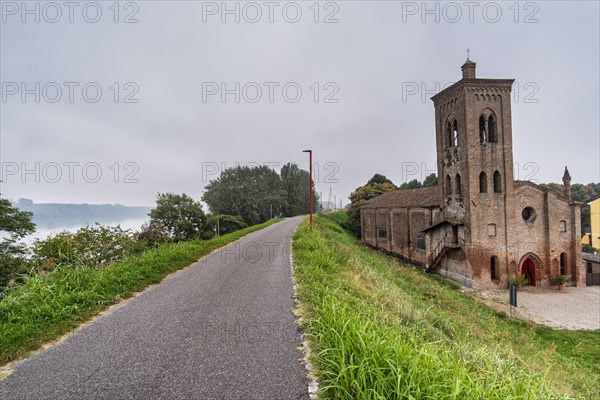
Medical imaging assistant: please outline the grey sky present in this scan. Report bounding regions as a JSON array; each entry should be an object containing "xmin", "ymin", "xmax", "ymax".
[{"xmin": 1, "ymin": 1, "xmax": 599, "ymax": 208}]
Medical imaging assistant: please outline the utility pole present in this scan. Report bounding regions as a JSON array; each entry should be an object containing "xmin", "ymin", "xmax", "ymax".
[{"xmin": 302, "ymin": 150, "xmax": 313, "ymax": 231}]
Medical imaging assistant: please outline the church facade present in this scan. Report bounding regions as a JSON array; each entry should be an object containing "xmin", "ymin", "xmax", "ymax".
[{"xmin": 361, "ymin": 60, "xmax": 585, "ymax": 289}]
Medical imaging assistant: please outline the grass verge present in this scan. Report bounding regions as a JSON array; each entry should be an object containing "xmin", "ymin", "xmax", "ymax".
[
  {"xmin": 292, "ymin": 212, "xmax": 599, "ymax": 399},
  {"xmin": 0, "ymin": 219, "xmax": 280, "ymax": 366}
]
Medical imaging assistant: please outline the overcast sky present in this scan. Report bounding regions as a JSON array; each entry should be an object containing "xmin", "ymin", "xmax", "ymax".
[{"xmin": 1, "ymin": 0, "xmax": 599, "ymax": 208}]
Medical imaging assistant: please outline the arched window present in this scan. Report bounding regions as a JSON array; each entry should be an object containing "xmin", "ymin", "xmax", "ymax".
[
  {"xmin": 479, "ymin": 115, "xmax": 487, "ymax": 143},
  {"xmin": 491, "ymin": 256, "xmax": 498, "ymax": 280},
  {"xmin": 493, "ymin": 171, "xmax": 502, "ymax": 193},
  {"xmin": 455, "ymin": 173, "xmax": 462, "ymax": 194},
  {"xmin": 479, "ymin": 172, "xmax": 487, "ymax": 193},
  {"xmin": 452, "ymin": 120, "xmax": 458, "ymax": 146},
  {"xmin": 560, "ymin": 252, "xmax": 567, "ymax": 275},
  {"xmin": 446, "ymin": 122, "xmax": 453, "ymax": 148},
  {"xmin": 488, "ymin": 115, "xmax": 497, "ymax": 143},
  {"xmin": 446, "ymin": 175, "xmax": 452, "ymax": 194}
]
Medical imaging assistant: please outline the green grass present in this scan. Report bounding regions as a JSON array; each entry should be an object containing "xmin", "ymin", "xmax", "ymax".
[
  {"xmin": 0, "ymin": 219, "xmax": 279, "ymax": 366},
  {"xmin": 292, "ymin": 211, "xmax": 600, "ymax": 399}
]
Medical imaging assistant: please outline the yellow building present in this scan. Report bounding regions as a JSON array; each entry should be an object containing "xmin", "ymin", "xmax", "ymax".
[{"xmin": 582, "ymin": 198, "xmax": 600, "ymax": 249}]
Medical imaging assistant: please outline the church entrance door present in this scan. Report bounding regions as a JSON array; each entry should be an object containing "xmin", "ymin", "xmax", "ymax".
[{"xmin": 521, "ymin": 258, "xmax": 536, "ymax": 286}]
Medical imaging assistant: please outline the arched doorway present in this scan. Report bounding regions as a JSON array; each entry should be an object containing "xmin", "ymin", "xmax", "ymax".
[{"xmin": 519, "ymin": 254, "xmax": 540, "ymax": 286}]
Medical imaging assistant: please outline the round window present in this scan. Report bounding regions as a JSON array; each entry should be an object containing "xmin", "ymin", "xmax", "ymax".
[{"xmin": 522, "ymin": 207, "xmax": 535, "ymax": 222}]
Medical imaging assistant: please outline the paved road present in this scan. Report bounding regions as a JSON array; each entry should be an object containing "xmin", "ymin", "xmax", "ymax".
[{"xmin": 0, "ymin": 217, "xmax": 308, "ymax": 400}]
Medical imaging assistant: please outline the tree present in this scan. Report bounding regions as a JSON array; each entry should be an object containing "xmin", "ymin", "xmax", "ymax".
[
  {"xmin": 149, "ymin": 193, "xmax": 207, "ymax": 242},
  {"xmin": 423, "ymin": 173, "xmax": 438, "ymax": 187},
  {"xmin": 347, "ymin": 182, "xmax": 397, "ymax": 236},
  {"xmin": 366, "ymin": 174, "xmax": 395, "ymax": 186},
  {"xmin": 399, "ymin": 179, "xmax": 422, "ymax": 190},
  {"xmin": 207, "ymin": 214, "xmax": 248, "ymax": 236},
  {"xmin": 280, "ymin": 163, "xmax": 319, "ymax": 216},
  {"xmin": 346, "ymin": 173, "xmax": 438, "ymax": 238},
  {"xmin": 203, "ymin": 164, "xmax": 318, "ymax": 225},
  {"xmin": 0, "ymin": 198, "xmax": 35, "ymax": 289},
  {"xmin": 203, "ymin": 166, "xmax": 286, "ymax": 225}
]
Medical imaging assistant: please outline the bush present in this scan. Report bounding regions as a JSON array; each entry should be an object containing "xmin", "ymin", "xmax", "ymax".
[
  {"xmin": 505, "ymin": 274, "xmax": 528, "ymax": 288},
  {"xmin": 582, "ymin": 244, "xmax": 598, "ymax": 254},
  {"xmin": 0, "ymin": 254, "xmax": 29, "ymax": 295},
  {"xmin": 134, "ymin": 222, "xmax": 171, "ymax": 248},
  {"xmin": 32, "ymin": 224, "xmax": 136, "ymax": 269},
  {"xmin": 551, "ymin": 274, "xmax": 570, "ymax": 285}
]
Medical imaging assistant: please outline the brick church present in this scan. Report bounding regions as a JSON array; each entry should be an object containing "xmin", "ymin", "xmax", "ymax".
[{"xmin": 361, "ymin": 59, "xmax": 585, "ymax": 289}]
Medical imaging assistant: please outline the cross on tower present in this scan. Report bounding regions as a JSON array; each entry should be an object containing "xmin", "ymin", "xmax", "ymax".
[{"xmin": 466, "ymin": 48, "xmax": 470, "ymax": 59}]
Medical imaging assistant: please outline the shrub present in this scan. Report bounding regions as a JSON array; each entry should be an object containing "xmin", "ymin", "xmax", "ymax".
[
  {"xmin": 32, "ymin": 224, "xmax": 136, "ymax": 269},
  {"xmin": 134, "ymin": 222, "xmax": 171, "ymax": 248},
  {"xmin": 551, "ymin": 274, "xmax": 570, "ymax": 285},
  {"xmin": 0, "ymin": 254, "xmax": 29, "ymax": 295},
  {"xmin": 0, "ymin": 198, "xmax": 35, "ymax": 291},
  {"xmin": 505, "ymin": 274, "xmax": 528, "ymax": 288}
]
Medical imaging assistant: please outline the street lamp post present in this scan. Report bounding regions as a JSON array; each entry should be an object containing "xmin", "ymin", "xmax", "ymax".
[{"xmin": 303, "ymin": 149, "xmax": 313, "ymax": 231}]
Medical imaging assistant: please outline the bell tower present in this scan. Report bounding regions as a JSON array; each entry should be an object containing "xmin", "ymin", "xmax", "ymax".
[{"xmin": 430, "ymin": 58, "xmax": 515, "ymax": 251}]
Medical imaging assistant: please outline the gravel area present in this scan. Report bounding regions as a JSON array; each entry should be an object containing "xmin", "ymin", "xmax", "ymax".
[{"xmin": 471, "ymin": 286, "xmax": 600, "ymax": 330}]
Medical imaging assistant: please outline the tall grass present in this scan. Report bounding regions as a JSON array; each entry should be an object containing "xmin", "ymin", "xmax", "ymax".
[
  {"xmin": 0, "ymin": 219, "xmax": 279, "ymax": 365},
  {"xmin": 292, "ymin": 212, "xmax": 599, "ymax": 399}
]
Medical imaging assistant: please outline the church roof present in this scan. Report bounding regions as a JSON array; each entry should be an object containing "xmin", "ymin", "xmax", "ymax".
[
  {"xmin": 361, "ymin": 186, "xmax": 440, "ymax": 209},
  {"xmin": 514, "ymin": 180, "xmax": 582, "ymax": 204},
  {"xmin": 514, "ymin": 180, "xmax": 565, "ymax": 198}
]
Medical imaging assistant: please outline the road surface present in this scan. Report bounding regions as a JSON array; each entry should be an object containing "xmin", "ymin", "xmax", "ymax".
[{"xmin": 0, "ymin": 217, "xmax": 309, "ymax": 400}]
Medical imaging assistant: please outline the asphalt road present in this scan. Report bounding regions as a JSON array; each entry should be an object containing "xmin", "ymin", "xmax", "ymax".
[{"xmin": 0, "ymin": 217, "xmax": 309, "ymax": 400}]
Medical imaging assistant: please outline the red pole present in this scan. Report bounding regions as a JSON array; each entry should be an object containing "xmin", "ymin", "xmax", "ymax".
[{"xmin": 309, "ymin": 151, "xmax": 313, "ymax": 231}]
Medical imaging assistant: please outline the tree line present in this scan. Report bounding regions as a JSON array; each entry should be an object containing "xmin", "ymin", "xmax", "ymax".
[{"xmin": 202, "ymin": 163, "xmax": 319, "ymax": 226}]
